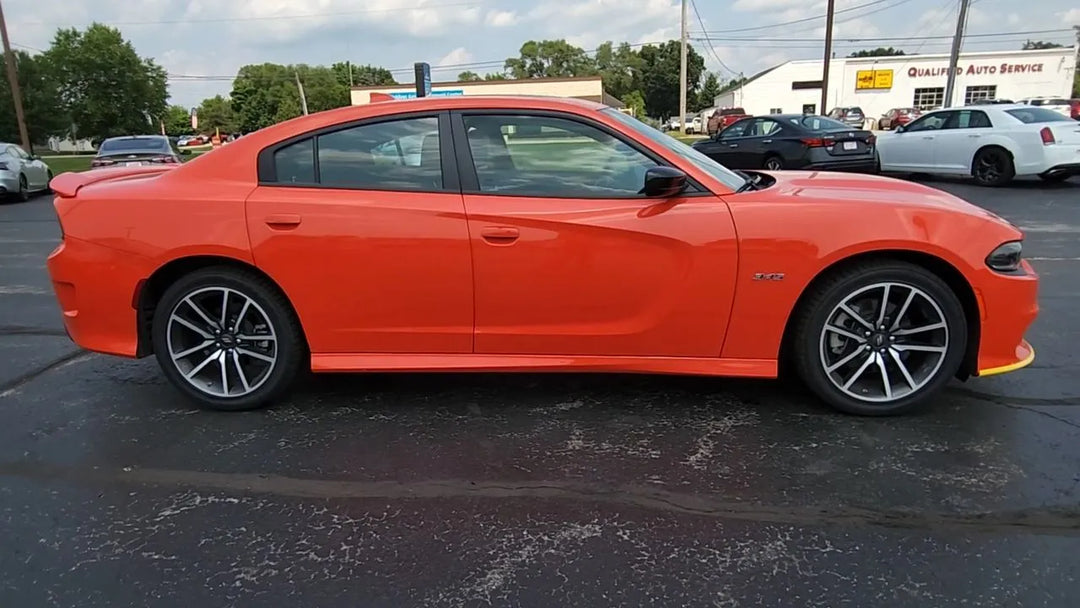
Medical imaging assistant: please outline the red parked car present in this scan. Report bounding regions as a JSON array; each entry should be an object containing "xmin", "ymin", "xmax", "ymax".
[
  {"xmin": 878, "ymin": 107, "xmax": 921, "ymax": 130},
  {"xmin": 1069, "ymin": 99, "xmax": 1079, "ymax": 121}
]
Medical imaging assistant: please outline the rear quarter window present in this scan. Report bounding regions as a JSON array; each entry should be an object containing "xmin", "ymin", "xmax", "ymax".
[
  {"xmin": 273, "ymin": 138, "xmax": 316, "ymax": 184},
  {"xmin": 1005, "ymin": 108, "xmax": 1071, "ymax": 124}
]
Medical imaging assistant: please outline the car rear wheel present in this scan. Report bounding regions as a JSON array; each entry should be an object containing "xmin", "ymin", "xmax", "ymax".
[
  {"xmin": 763, "ymin": 156, "xmax": 784, "ymax": 171},
  {"xmin": 972, "ymin": 147, "xmax": 1015, "ymax": 187},
  {"xmin": 151, "ymin": 266, "xmax": 305, "ymax": 411},
  {"xmin": 792, "ymin": 261, "xmax": 967, "ymax": 416}
]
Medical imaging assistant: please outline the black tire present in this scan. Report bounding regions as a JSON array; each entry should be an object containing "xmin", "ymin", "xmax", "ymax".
[
  {"xmin": 763, "ymin": 155, "xmax": 784, "ymax": 171},
  {"xmin": 971, "ymin": 147, "xmax": 1015, "ymax": 187},
  {"xmin": 44, "ymin": 170, "xmax": 54, "ymax": 194},
  {"xmin": 17, "ymin": 174, "xmax": 29, "ymax": 202},
  {"xmin": 151, "ymin": 266, "xmax": 306, "ymax": 411},
  {"xmin": 791, "ymin": 260, "xmax": 968, "ymax": 416}
]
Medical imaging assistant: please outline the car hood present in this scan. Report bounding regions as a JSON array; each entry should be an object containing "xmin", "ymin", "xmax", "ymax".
[{"xmin": 759, "ymin": 170, "xmax": 1016, "ymax": 226}]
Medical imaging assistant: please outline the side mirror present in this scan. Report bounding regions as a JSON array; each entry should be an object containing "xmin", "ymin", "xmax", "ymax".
[
  {"xmin": 642, "ymin": 166, "xmax": 688, "ymax": 198},
  {"xmin": 894, "ymin": 125, "xmax": 905, "ymax": 133}
]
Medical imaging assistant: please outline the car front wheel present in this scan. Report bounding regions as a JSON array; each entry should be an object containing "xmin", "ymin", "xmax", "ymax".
[
  {"xmin": 151, "ymin": 266, "xmax": 305, "ymax": 411},
  {"xmin": 793, "ymin": 261, "xmax": 967, "ymax": 416},
  {"xmin": 972, "ymin": 147, "xmax": 1015, "ymax": 187}
]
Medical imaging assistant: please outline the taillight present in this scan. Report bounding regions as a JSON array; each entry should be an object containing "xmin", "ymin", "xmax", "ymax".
[
  {"xmin": 1039, "ymin": 127, "xmax": 1055, "ymax": 145},
  {"xmin": 151, "ymin": 156, "xmax": 178, "ymax": 163},
  {"xmin": 801, "ymin": 137, "xmax": 824, "ymax": 147},
  {"xmin": 867, "ymin": 134, "xmax": 877, "ymax": 145},
  {"xmin": 90, "ymin": 158, "xmax": 115, "ymax": 167}
]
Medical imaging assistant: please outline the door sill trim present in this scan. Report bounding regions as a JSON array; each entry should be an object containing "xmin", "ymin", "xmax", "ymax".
[{"xmin": 310, "ymin": 353, "xmax": 777, "ymax": 378}]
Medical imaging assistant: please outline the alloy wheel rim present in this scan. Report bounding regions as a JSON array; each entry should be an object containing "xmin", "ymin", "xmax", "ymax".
[
  {"xmin": 166, "ymin": 286, "xmax": 278, "ymax": 398},
  {"xmin": 818, "ymin": 282, "xmax": 949, "ymax": 403},
  {"xmin": 976, "ymin": 153, "xmax": 1002, "ymax": 181},
  {"xmin": 766, "ymin": 159, "xmax": 782, "ymax": 170}
]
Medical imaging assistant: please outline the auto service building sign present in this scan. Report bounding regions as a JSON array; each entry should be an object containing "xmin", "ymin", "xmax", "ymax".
[
  {"xmin": 907, "ymin": 62, "xmax": 1045, "ymax": 78},
  {"xmin": 855, "ymin": 69, "xmax": 894, "ymax": 90}
]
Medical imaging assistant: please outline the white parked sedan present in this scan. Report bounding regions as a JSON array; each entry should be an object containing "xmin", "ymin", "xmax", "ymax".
[{"xmin": 876, "ymin": 105, "xmax": 1080, "ymax": 186}]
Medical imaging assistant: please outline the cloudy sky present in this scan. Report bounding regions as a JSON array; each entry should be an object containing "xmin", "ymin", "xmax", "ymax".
[{"xmin": 7, "ymin": 0, "xmax": 1079, "ymax": 107}]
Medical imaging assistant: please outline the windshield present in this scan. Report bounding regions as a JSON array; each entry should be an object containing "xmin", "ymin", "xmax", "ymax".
[
  {"xmin": 99, "ymin": 137, "xmax": 170, "ymax": 153},
  {"xmin": 1005, "ymin": 108, "xmax": 1072, "ymax": 124},
  {"xmin": 786, "ymin": 115, "xmax": 852, "ymax": 131},
  {"xmin": 601, "ymin": 108, "xmax": 745, "ymax": 191}
]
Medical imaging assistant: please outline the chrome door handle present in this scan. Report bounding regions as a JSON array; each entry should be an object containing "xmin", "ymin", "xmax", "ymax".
[
  {"xmin": 762, "ymin": 139, "xmax": 773, "ymax": 144},
  {"xmin": 922, "ymin": 136, "xmax": 934, "ymax": 140},
  {"xmin": 968, "ymin": 134, "xmax": 981, "ymax": 138},
  {"xmin": 728, "ymin": 144, "xmax": 739, "ymax": 148}
]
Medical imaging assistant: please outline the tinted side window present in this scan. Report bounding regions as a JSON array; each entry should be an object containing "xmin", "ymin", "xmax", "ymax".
[
  {"xmin": 462, "ymin": 114, "xmax": 656, "ymax": 198},
  {"xmin": 949, "ymin": 110, "xmax": 992, "ymax": 129},
  {"xmin": 318, "ymin": 117, "xmax": 442, "ymax": 191},
  {"xmin": 274, "ymin": 138, "xmax": 315, "ymax": 184},
  {"xmin": 720, "ymin": 119, "xmax": 750, "ymax": 138},
  {"xmin": 905, "ymin": 112, "xmax": 950, "ymax": 132}
]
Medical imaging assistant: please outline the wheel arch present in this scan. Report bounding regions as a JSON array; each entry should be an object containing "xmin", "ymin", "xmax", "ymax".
[
  {"xmin": 134, "ymin": 255, "xmax": 307, "ymax": 357},
  {"xmin": 778, "ymin": 249, "xmax": 980, "ymax": 380},
  {"xmin": 969, "ymin": 142, "xmax": 1015, "ymax": 176}
]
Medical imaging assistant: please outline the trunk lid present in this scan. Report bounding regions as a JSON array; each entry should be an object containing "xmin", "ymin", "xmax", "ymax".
[
  {"xmin": 50, "ymin": 165, "xmax": 178, "ymax": 198},
  {"xmin": 816, "ymin": 128, "xmax": 876, "ymax": 156},
  {"xmin": 1045, "ymin": 122, "xmax": 1080, "ymax": 146}
]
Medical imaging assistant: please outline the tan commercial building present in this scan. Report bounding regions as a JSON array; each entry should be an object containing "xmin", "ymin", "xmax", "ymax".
[{"xmin": 350, "ymin": 75, "xmax": 626, "ymax": 110}]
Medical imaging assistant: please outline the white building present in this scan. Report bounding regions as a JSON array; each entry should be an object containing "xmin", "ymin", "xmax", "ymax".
[
  {"xmin": 351, "ymin": 76, "xmax": 626, "ymax": 110},
  {"xmin": 714, "ymin": 46, "xmax": 1077, "ymax": 123}
]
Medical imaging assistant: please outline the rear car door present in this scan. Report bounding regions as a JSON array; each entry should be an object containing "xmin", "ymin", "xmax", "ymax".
[
  {"xmin": 934, "ymin": 109, "xmax": 993, "ymax": 173},
  {"xmin": 246, "ymin": 111, "xmax": 475, "ymax": 354},
  {"xmin": 452, "ymin": 110, "xmax": 738, "ymax": 357},
  {"xmin": 11, "ymin": 145, "xmax": 47, "ymax": 189}
]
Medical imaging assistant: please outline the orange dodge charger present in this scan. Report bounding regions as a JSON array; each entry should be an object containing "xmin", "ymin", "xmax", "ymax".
[{"xmin": 46, "ymin": 96, "xmax": 1038, "ymax": 415}]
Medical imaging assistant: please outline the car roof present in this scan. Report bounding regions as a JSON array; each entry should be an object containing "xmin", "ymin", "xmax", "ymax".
[{"xmin": 102, "ymin": 135, "xmax": 169, "ymax": 141}]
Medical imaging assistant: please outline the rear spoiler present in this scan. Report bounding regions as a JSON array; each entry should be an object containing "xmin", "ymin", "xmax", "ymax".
[{"xmin": 50, "ymin": 165, "xmax": 178, "ymax": 198}]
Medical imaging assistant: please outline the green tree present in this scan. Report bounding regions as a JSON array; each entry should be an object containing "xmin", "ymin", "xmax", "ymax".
[
  {"xmin": 42, "ymin": 23, "xmax": 167, "ymax": 144},
  {"xmin": 847, "ymin": 47, "xmax": 906, "ymax": 58},
  {"xmin": 505, "ymin": 40, "xmax": 598, "ymax": 78},
  {"xmin": 621, "ymin": 90, "xmax": 646, "ymax": 118},
  {"xmin": 484, "ymin": 72, "xmax": 508, "ymax": 80},
  {"xmin": 637, "ymin": 41, "xmax": 705, "ymax": 120},
  {"xmin": 163, "ymin": 105, "xmax": 193, "ymax": 136},
  {"xmin": 1021, "ymin": 40, "xmax": 1064, "ymax": 50},
  {"xmin": 695, "ymin": 73, "xmax": 722, "ymax": 111},
  {"xmin": 0, "ymin": 50, "xmax": 66, "ymax": 147},
  {"xmin": 196, "ymin": 95, "xmax": 238, "ymax": 134},
  {"xmin": 595, "ymin": 41, "xmax": 643, "ymax": 100},
  {"xmin": 231, "ymin": 63, "xmax": 350, "ymax": 132},
  {"xmin": 458, "ymin": 71, "xmax": 482, "ymax": 81},
  {"xmin": 330, "ymin": 62, "xmax": 396, "ymax": 87}
]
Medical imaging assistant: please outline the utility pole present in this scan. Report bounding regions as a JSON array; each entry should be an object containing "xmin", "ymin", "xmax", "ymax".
[
  {"xmin": 820, "ymin": 0, "xmax": 836, "ymax": 115},
  {"xmin": 679, "ymin": 0, "xmax": 688, "ymax": 133},
  {"xmin": 943, "ymin": 0, "xmax": 970, "ymax": 108},
  {"xmin": 0, "ymin": 0, "xmax": 31, "ymax": 153},
  {"xmin": 348, "ymin": 60, "xmax": 354, "ymax": 87},
  {"xmin": 294, "ymin": 71, "xmax": 309, "ymax": 115}
]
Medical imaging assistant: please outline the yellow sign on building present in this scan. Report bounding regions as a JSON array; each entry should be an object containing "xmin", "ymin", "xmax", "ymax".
[{"xmin": 855, "ymin": 69, "xmax": 894, "ymax": 90}]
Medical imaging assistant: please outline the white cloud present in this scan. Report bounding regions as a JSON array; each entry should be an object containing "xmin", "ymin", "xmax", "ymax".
[
  {"xmin": 1060, "ymin": 8, "xmax": 1080, "ymax": 23},
  {"xmin": 437, "ymin": 46, "xmax": 473, "ymax": 66},
  {"xmin": 1006, "ymin": 13, "xmax": 1021, "ymax": 25},
  {"xmin": 484, "ymin": 9, "xmax": 518, "ymax": 27},
  {"xmin": 527, "ymin": 0, "xmax": 680, "ymax": 49}
]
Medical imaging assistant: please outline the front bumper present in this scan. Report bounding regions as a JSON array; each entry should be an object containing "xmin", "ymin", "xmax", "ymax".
[{"xmin": 974, "ymin": 259, "xmax": 1039, "ymax": 377}]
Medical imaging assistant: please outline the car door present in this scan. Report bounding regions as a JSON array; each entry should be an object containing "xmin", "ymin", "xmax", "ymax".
[
  {"xmin": 740, "ymin": 118, "xmax": 787, "ymax": 168},
  {"xmin": 10, "ymin": 145, "xmax": 44, "ymax": 189},
  {"xmin": 452, "ymin": 110, "xmax": 738, "ymax": 357},
  {"xmin": 932, "ymin": 109, "xmax": 993, "ymax": 174},
  {"xmin": 694, "ymin": 118, "xmax": 753, "ymax": 168},
  {"xmin": 245, "ymin": 111, "xmax": 475, "ymax": 354},
  {"xmin": 879, "ymin": 111, "xmax": 952, "ymax": 171}
]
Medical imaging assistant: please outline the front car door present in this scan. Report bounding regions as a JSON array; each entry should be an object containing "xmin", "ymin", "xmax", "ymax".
[
  {"xmin": 246, "ymin": 111, "xmax": 475, "ymax": 354},
  {"xmin": 452, "ymin": 110, "xmax": 739, "ymax": 357},
  {"xmin": 11, "ymin": 145, "xmax": 47, "ymax": 189},
  {"xmin": 693, "ymin": 118, "xmax": 752, "ymax": 168},
  {"xmin": 879, "ymin": 111, "xmax": 953, "ymax": 171}
]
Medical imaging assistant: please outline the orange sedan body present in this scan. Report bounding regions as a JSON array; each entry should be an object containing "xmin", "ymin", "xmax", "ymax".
[{"xmin": 46, "ymin": 95, "xmax": 1037, "ymax": 414}]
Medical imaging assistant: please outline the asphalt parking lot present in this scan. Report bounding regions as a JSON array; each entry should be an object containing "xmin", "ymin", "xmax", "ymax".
[{"xmin": 1, "ymin": 176, "xmax": 1079, "ymax": 607}]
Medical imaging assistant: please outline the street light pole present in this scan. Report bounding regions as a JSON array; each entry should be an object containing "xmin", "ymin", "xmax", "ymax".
[
  {"xmin": 0, "ymin": 0, "xmax": 31, "ymax": 153},
  {"xmin": 943, "ymin": 0, "xmax": 970, "ymax": 108},
  {"xmin": 820, "ymin": 0, "xmax": 835, "ymax": 115},
  {"xmin": 679, "ymin": 0, "xmax": 688, "ymax": 133}
]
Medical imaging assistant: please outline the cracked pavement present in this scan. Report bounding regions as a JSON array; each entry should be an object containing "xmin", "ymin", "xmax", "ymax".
[{"xmin": 1, "ymin": 175, "xmax": 1078, "ymax": 607}]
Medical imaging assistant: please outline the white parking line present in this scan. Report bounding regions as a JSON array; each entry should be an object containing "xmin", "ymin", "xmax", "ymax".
[
  {"xmin": 0, "ymin": 285, "xmax": 48, "ymax": 295},
  {"xmin": 1028, "ymin": 257, "xmax": 1080, "ymax": 261}
]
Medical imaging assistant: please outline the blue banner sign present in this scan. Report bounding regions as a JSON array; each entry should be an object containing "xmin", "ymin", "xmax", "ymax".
[{"xmin": 389, "ymin": 89, "xmax": 465, "ymax": 99}]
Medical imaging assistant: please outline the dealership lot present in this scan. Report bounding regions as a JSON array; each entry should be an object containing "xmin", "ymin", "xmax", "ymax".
[{"xmin": 1, "ymin": 178, "xmax": 1078, "ymax": 606}]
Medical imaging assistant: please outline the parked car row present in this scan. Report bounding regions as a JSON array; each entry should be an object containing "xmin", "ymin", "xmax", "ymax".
[
  {"xmin": 0, "ymin": 142, "xmax": 52, "ymax": 202},
  {"xmin": 695, "ymin": 103, "xmax": 1079, "ymax": 186}
]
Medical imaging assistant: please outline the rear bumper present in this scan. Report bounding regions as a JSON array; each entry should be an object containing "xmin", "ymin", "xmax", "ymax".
[
  {"xmin": 0, "ymin": 172, "xmax": 18, "ymax": 193},
  {"xmin": 1039, "ymin": 163, "xmax": 1080, "ymax": 178},
  {"xmin": 974, "ymin": 259, "xmax": 1039, "ymax": 377},
  {"xmin": 802, "ymin": 157, "xmax": 879, "ymax": 173},
  {"xmin": 46, "ymin": 237, "xmax": 151, "ymax": 358}
]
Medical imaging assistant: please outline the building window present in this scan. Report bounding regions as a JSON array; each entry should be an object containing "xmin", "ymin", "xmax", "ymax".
[
  {"xmin": 913, "ymin": 87, "xmax": 944, "ymax": 110},
  {"xmin": 769, "ymin": 107, "xmax": 782, "ymax": 114},
  {"xmin": 792, "ymin": 80, "xmax": 823, "ymax": 90},
  {"xmin": 964, "ymin": 85, "xmax": 997, "ymax": 105}
]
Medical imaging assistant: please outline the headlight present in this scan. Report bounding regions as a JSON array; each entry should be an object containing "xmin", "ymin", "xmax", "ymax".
[{"xmin": 986, "ymin": 241, "xmax": 1022, "ymax": 272}]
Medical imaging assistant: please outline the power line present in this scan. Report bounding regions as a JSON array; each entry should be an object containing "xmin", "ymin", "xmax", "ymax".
[
  {"xmin": 16, "ymin": 1, "xmax": 482, "ymax": 26},
  {"xmin": 691, "ymin": 0, "xmax": 903, "ymax": 35},
  {"xmin": 688, "ymin": 0, "xmax": 739, "ymax": 77},
  {"xmin": 689, "ymin": 28, "xmax": 1074, "ymax": 40}
]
